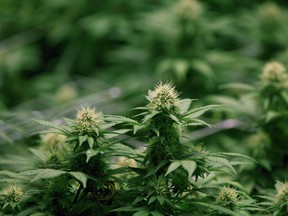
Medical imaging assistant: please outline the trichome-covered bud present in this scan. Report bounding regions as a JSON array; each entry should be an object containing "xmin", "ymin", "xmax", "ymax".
[
  {"xmin": 147, "ymin": 82, "xmax": 180, "ymax": 111},
  {"xmin": 175, "ymin": 0, "xmax": 202, "ymax": 21},
  {"xmin": 274, "ymin": 181, "xmax": 288, "ymax": 208},
  {"xmin": 216, "ymin": 186, "xmax": 239, "ymax": 210},
  {"xmin": 74, "ymin": 106, "xmax": 103, "ymax": 135},
  {"xmin": 0, "ymin": 183, "xmax": 24, "ymax": 203},
  {"xmin": 261, "ymin": 61, "xmax": 288, "ymax": 89}
]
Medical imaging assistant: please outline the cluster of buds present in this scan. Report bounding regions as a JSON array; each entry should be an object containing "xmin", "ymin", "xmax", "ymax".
[
  {"xmin": 74, "ymin": 106, "xmax": 103, "ymax": 136},
  {"xmin": 0, "ymin": 184, "xmax": 24, "ymax": 203},
  {"xmin": 260, "ymin": 61, "xmax": 288, "ymax": 90},
  {"xmin": 174, "ymin": 0, "xmax": 203, "ymax": 21},
  {"xmin": 216, "ymin": 186, "xmax": 239, "ymax": 210},
  {"xmin": 274, "ymin": 181, "xmax": 288, "ymax": 208},
  {"xmin": 146, "ymin": 82, "xmax": 180, "ymax": 111}
]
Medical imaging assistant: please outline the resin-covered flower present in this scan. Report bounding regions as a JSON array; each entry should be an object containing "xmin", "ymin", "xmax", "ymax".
[
  {"xmin": 261, "ymin": 61, "xmax": 288, "ymax": 89},
  {"xmin": 1, "ymin": 184, "xmax": 24, "ymax": 203},
  {"xmin": 147, "ymin": 82, "xmax": 180, "ymax": 111},
  {"xmin": 216, "ymin": 186, "xmax": 239, "ymax": 210},
  {"xmin": 274, "ymin": 181, "xmax": 288, "ymax": 208},
  {"xmin": 74, "ymin": 107, "xmax": 103, "ymax": 135}
]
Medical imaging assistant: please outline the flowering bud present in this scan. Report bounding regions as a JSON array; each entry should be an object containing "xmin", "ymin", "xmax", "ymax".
[
  {"xmin": 1, "ymin": 184, "xmax": 24, "ymax": 203},
  {"xmin": 261, "ymin": 61, "xmax": 287, "ymax": 82},
  {"xmin": 74, "ymin": 107, "xmax": 103, "ymax": 135},
  {"xmin": 216, "ymin": 186, "xmax": 239, "ymax": 210},
  {"xmin": 274, "ymin": 181, "xmax": 288, "ymax": 208},
  {"xmin": 147, "ymin": 82, "xmax": 180, "ymax": 111}
]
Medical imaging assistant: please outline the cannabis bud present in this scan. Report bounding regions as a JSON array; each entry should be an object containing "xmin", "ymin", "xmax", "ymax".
[
  {"xmin": 175, "ymin": 0, "xmax": 202, "ymax": 21},
  {"xmin": 261, "ymin": 61, "xmax": 288, "ymax": 89},
  {"xmin": 274, "ymin": 181, "xmax": 288, "ymax": 209},
  {"xmin": 1, "ymin": 184, "xmax": 24, "ymax": 203},
  {"xmin": 74, "ymin": 107, "xmax": 103, "ymax": 135},
  {"xmin": 146, "ymin": 82, "xmax": 180, "ymax": 111},
  {"xmin": 216, "ymin": 186, "xmax": 239, "ymax": 210}
]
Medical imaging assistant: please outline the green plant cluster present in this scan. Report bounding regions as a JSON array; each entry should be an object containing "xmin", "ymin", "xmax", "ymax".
[
  {"xmin": 1, "ymin": 0, "xmax": 288, "ymax": 215},
  {"xmin": 1, "ymin": 0, "xmax": 288, "ymax": 109},
  {"xmin": 0, "ymin": 83, "xmax": 265, "ymax": 216}
]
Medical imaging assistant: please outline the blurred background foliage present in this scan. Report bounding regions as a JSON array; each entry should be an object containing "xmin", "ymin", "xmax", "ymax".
[{"xmin": 1, "ymin": 0, "xmax": 288, "ymax": 195}]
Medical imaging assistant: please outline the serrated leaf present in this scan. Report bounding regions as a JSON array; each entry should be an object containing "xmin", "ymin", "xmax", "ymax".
[
  {"xmin": 34, "ymin": 119, "xmax": 70, "ymax": 134},
  {"xmin": 178, "ymin": 99, "xmax": 193, "ymax": 114},
  {"xmin": 79, "ymin": 135, "xmax": 88, "ymax": 147},
  {"xmin": 148, "ymin": 196, "xmax": 157, "ymax": 205},
  {"xmin": 189, "ymin": 202, "xmax": 241, "ymax": 216},
  {"xmin": 29, "ymin": 148, "xmax": 48, "ymax": 162},
  {"xmin": 133, "ymin": 210, "xmax": 149, "ymax": 216},
  {"xmin": 151, "ymin": 211, "xmax": 164, "ymax": 216},
  {"xmin": 105, "ymin": 115, "xmax": 140, "ymax": 126},
  {"xmin": 69, "ymin": 172, "xmax": 87, "ymax": 188},
  {"xmin": 133, "ymin": 124, "xmax": 145, "ymax": 134},
  {"xmin": 185, "ymin": 119, "xmax": 213, "ymax": 128},
  {"xmin": 157, "ymin": 196, "xmax": 165, "ymax": 205},
  {"xmin": 207, "ymin": 156, "xmax": 237, "ymax": 175},
  {"xmin": 111, "ymin": 206, "xmax": 139, "ymax": 212},
  {"xmin": 132, "ymin": 196, "xmax": 144, "ymax": 205},
  {"xmin": 30, "ymin": 169, "xmax": 66, "ymax": 182},
  {"xmin": 145, "ymin": 161, "xmax": 167, "ymax": 178},
  {"xmin": 105, "ymin": 129, "xmax": 131, "ymax": 138},
  {"xmin": 220, "ymin": 153, "xmax": 257, "ymax": 163},
  {"xmin": 185, "ymin": 105, "xmax": 223, "ymax": 118},
  {"xmin": 165, "ymin": 161, "xmax": 181, "ymax": 176},
  {"xmin": 87, "ymin": 136, "xmax": 94, "ymax": 149},
  {"xmin": 181, "ymin": 160, "xmax": 197, "ymax": 179},
  {"xmin": 0, "ymin": 170, "xmax": 30, "ymax": 181},
  {"xmin": 168, "ymin": 113, "xmax": 180, "ymax": 123},
  {"xmin": 86, "ymin": 149, "xmax": 100, "ymax": 163}
]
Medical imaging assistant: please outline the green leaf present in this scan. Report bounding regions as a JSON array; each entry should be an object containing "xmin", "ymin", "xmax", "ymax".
[
  {"xmin": 132, "ymin": 196, "xmax": 144, "ymax": 205},
  {"xmin": 189, "ymin": 202, "xmax": 241, "ymax": 216},
  {"xmin": 220, "ymin": 153, "xmax": 257, "ymax": 163},
  {"xmin": 178, "ymin": 99, "xmax": 193, "ymax": 114},
  {"xmin": 111, "ymin": 206, "xmax": 139, "ymax": 212},
  {"xmin": 0, "ymin": 170, "xmax": 30, "ymax": 181},
  {"xmin": 105, "ymin": 115, "xmax": 140, "ymax": 126},
  {"xmin": 151, "ymin": 211, "xmax": 164, "ymax": 216},
  {"xmin": 148, "ymin": 196, "xmax": 157, "ymax": 205},
  {"xmin": 207, "ymin": 156, "xmax": 237, "ymax": 175},
  {"xmin": 144, "ymin": 161, "xmax": 167, "ymax": 178},
  {"xmin": 29, "ymin": 148, "xmax": 47, "ymax": 162},
  {"xmin": 185, "ymin": 119, "xmax": 213, "ymax": 128},
  {"xmin": 34, "ymin": 119, "xmax": 70, "ymax": 134},
  {"xmin": 185, "ymin": 105, "xmax": 223, "ymax": 118},
  {"xmin": 133, "ymin": 124, "xmax": 145, "ymax": 134},
  {"xmin": 69, "ymin": 172, "xmax": 87, "ymax": 188},
  {"xmin": 86, "ymin": 149, "xmax": 100, "ymax": 163},
  {"xmin": 168, "ymin": 113, "xmax": 180, "ymax": 123},
  {"xmin": 104, "ymin": 129, "xmax": 131, "ymax": 138},
  {"xmin": 79, "ymin": 135, "xmax": 88, "ymax": 147},
  {"xmin": 181, "ymin": 160, "xmax": 197, "ymax": 179},
  {"xmin": 157, "ymin": 196, "xmax": 166, "ymax": 205},
  {"xmin": 165, "ymin": 161, "xmax": 181, "ymax": 176},
  {"xmin": 133, "ymin": 210, "xmax": 150, "ymax": 216},
  {"xmin": 30, "ymin": 169, "xmax": 66, "ymax": 182},
  {"xmin": 87, "ymin": 136, "xmax": 94, "ymax": 149}
]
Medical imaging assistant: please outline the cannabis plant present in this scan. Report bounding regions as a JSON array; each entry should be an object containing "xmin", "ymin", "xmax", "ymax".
[
  {"xmin": 0, "ymin": 106, "xmax": 133, "ymax": 215},
  {"xmin": 0, "ymin": 82, "xmax": 260, "ymax": 215},
  {"xmin": 112, "ymin": 82, "xmax": 258, "ymax": 215},
  {"xmin": 211, "ymin": 61, "xmax": 288, "ymax": 191}
]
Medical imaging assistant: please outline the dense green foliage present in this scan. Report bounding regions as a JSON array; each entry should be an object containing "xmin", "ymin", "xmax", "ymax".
[{"xmin": 1, "ymin": 0, "xmax": 288, "ymax": 215}]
